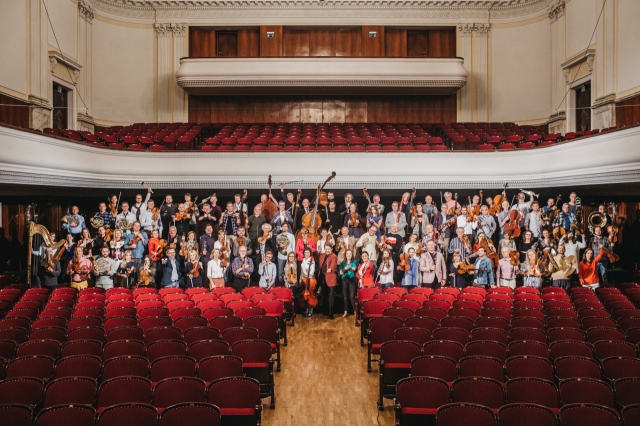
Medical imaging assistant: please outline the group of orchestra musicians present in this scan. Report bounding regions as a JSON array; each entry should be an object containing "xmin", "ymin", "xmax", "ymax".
[{"xmin": 34, "ymin": 178, "xmax": 622, "ymax": 319}]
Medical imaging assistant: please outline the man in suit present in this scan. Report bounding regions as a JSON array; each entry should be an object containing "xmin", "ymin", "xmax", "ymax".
[
  {"xmin": 419, "ymin": 240, "xmax": 447, "ymax": 290},
  {"xmin": 160, "ymin": 248, "xmax": 183, "ymax": 288},
  {"xmin": 334, "ymin": 226, "xmax": 357, "ymax": 264},
  {"xmin": 434, "ymin": 203, "xmax": 454, "ymax": 262},
  {"xmin": 271, "ymin": 201, "xmax": 294, "ymax": 234},
  {"xmin": 385, "ymin": 201, "xmax": 407, "ymax": 238}
]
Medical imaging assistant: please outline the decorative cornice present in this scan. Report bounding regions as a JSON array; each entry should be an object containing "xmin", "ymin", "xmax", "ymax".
[
  {"xmin": 592, "ymin": 94, "xmax": 616, "ymax": 108},
  {"xmin": 78, "ymin": 0, "xmax": 95, "ymax": 21},
  {"xmin": 458, "ymin": 23, "xmax": 474, "ymax": 37},
  {"xmin": 77, "ymin": 112, "xmax": 96, "ymax": 125},
  {"xmin": 48, "ymin": 51, "xmax": 83, "ymax": 73},
  {"xmin": 474, "ymin": 23, "xmax": 491, "ymax": 36},
  {"xmin": 178, "ymin": 79, "xmax": 468, "ymax": 88},
  {"xmin": 561, "ymin": 48, "xmax": 595, "ymax": 71},
  {"xmin": 84, "ymin": 0, "xmax": 553, "ymax": 23},
  {"xmin": 28, "ymin": 95, "xmax": 52, "ymax": 109},
  {"xmin": 548, "ymin": 0, "xmax": 564, "ymax": 21}
]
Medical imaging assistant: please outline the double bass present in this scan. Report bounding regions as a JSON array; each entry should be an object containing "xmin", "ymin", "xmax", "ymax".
[
  {"xmin": 297, "ymin": 172, "xmax": 336, "ymax": 242},
  {"xmin": 298, "ymin": 258, "xmax": 318, "ymax": 309},
  {"xmin": 261, "ymin": 175, "xmax": 278, "ymax": 221}
]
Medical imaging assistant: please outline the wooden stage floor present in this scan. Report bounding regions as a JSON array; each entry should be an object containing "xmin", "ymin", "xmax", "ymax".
[{"xmin": 262, "ymin": 314, "xmax": 395, "ymax": 426}]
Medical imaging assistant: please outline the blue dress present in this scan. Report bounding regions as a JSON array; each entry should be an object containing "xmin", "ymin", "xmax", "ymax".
[{"xmin": 402, "ymin": 257, "xmax": 420, "ymax": 287}]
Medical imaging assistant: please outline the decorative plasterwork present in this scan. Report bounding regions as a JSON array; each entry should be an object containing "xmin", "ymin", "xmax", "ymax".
[
  {"xmin": 171, "ymin": 23, "xmax": 186, "ymax": 37},
  {"xmin": 154, "ymin": 23, "xmax": 172, "ymax": 37},
  {"xmin": 78, "ymin": 0, "xmax": 95, "ymax": 21},
  {"xmin": 28, "ymin": 95, "xmax": 51, "ymax": 109},
  {"xmin": 561, "ymin": 48, "xmax": 595, "ymax": 73},
  {"xmin": 48, "ymin": 51, "xmax": 83, "ymax": 74},
  {"xmin": 1, "ymin": 124, "xmax": 640, "ymax": 190},
  {"xmin": 458, "ymin": 23, "xmax": 490, "ymax": 36},
  {"xmin": 547, "ymin": 0, "xmax": 564, "ymax": 21},
  {"xmin": 458, "ymin": 23, "xmax": 474, "ymax": 37},
  {"xmin": 474, "ymin": 23, "xmax": 490, "ymax": 36},
  {"xmin": 83, "ymin": 0, "xmax": 553, "ymax": 23}
]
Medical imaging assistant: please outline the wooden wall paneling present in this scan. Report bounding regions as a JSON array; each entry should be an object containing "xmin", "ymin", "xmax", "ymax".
[
  {"xmin": 310, "ymin": 30, "xmax": 336, "ymax": 57},
  {"xmin": 189, "ymin": 28, "xmax": 216, "ymax": 57},
  {"xmin": 283, "ymin": 30, "xmax": 310, "ymax": 57},
  {"xmin": 385, "ymin": 29, "xmax": 407, "ymax": 57},
  {"xmin": 188, "ymin": 95, "xmax": 457, "ymax": 124},
  {"xmin": 260, "ymin": 26, "xmax": 283, "ymax": 57},
  {"xmin": 336, "ymin": 29, "xmax": 362, "ymax": 57},
  {"xmin": 427, "ymin": 28, "xmax": 456, "ymax": 58},
  {"xmin": 361, "ymin": 26, "xmax": 385, "ymax": 57},
  {"xmin": 322, "ymin": 100, "xmax": 346, "ymax": 123},
  {"xmin": 616, "ymin": 94, "xmax": 640, "ymax": 128},
  {"xmin": 407, "ymin": 31, "xmax": 428, "ymax": 57},
  {"xmin": 216, "ymin": 31, "xmax": 238, "ymax": 57},
  {"xmin": 237, "ymin": 30, "xmax": 260, "ymax": 57},
  {"xmin": 300, "ymin": 101, "xmax": 323, "ymax": 123},
  {"xmin": 0, "ymin": 93, "xmax": 30, "ymax": 128}
]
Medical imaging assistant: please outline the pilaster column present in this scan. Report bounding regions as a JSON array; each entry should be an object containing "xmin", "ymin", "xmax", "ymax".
[
  {"xmin": 28, "ymin": 0, "xmax": 51, "ymax": 130},
  {"xmin": 548, "ymin": 0, "xmax": 567, "ymax": 134},
  {"xmin": 474, "ymin": 24, "xmax": 490, "ymax": 122},
  {"xmin": 457, "ymin": 24, "xmax": 474, "ymax": 122},
  {"xmin": 593, "ymin": 0, "xmax": 616, "ymax": 129},
  {"xmin": 155, "ymin": 23, "xmax": 171, "ymax": 122},
  {"xmin": 172, "ymin": 24, "xmax": 186, "ymax": 123},
  {"xmin": 77, "ymin": 0, "xmax": 94, "ymax": 132}
]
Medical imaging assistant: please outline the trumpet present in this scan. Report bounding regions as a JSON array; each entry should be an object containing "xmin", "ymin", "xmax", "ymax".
[{"xmin": 519, "ymin": 189, "xmax": 539, "ymax": 198}]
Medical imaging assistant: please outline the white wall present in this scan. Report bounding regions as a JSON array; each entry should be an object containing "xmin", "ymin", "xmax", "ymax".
[
  {"xmin": 491, "ymin": 19, "xmax": 551, "ymax": 122},
  {"xmin": 92, "ymin": 19, "xmax": 154, "ymax": 123},
  {"xmin": 565, "ymin": 0, "xmax": 597, "ymax": 57},
  {"xmin": 0, "ymin": 1, "xmax": 28, "ymax": 95},
  {"xmin": 47, "ymin": 0, "xmax": 77, "ymax": 60},
  {"xmin": 617, "ymin": 0, "xmax": 640, "ymax": 94}
]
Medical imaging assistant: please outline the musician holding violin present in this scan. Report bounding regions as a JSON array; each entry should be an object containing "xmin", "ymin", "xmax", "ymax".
[
  {"xmin": 377, "ymin": 249, "xmax": 394, "ymax": 289},
  {"xmin": 385, "ymin": 201, "xmax": 408, "ymax": 238},
  {"xmin": 401, "ymin": 247, "xmax": 420, "ymax": 288},
  {"xmin": 185, "ymin": 250, "xmax": 205, "ymax": 288},
  {"xmin": 356, "ymin": 226, "xmax": 379, "ymax": 264},
  {"xmin": 472, "ymin": 247, "xmax": 495, "ymax": 287},
  {"xmin": 231, "ymin": 245, "xmax": 254, "ymax": 292},
  {"xmin": 298, "ymin": 248, "xmax": 317, "ymax": 317},
  {"xmin": 448, "ymin": 250, "xmax": 469, "ymax": 289},
  {"xmin": 344, "ymin": 203, "xmax": 364, "ymax": 238},
  {"xmin": 520, "ymin": 249, "xmax": 544, "ymax": 289},
  {"xmin": 435, "ymin": 204, "xmax": 454, "ymax": 262},
  {"xmin": 495, "ymin": 246, "xmax": 518, "ymax": 289},
  {"xmin": 410, "ymin": 203, "xmax": 430, "ymax": 240},
  {"xmin": 270, "ymin": 200, "xmax": 294, "ymax": 234},
  {"xmin": 124, "ymin": 221, "xmax": 148, "ymax": 277},
  {"xmin": 137, "ymin": 256, "xmax": 156, "ymax": 288},
  {"xmin": 295, "ymin": 228, "xmax": 317, "ymax": 261},
  {"xmin": 141, "ymin": 199, "xmax": 163, "ymax": 235},
  {"xmin": 366, "ymin": 206, "xmax": 383, "ymax": 241},
  {"xmin": 95, "ymin": 202, "xmax": 116, "ymax": 230},
  {"xmin": 39, "ymin": 246, "xmax": 61, "ymax": 290}
]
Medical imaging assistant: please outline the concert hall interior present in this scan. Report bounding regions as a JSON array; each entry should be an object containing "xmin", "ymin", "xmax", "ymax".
[{"xmin": 2, "ymin": 1, "xmax": 640, "ymax": 426}]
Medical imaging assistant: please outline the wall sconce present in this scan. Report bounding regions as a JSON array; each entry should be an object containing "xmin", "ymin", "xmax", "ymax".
[
  {"xmin": 267, "ymin": 32, "xmax": 275, "ymax": 38},
  {"xmin": 369, "ymin": 31, "xmax": 377, "ymax": 38}
]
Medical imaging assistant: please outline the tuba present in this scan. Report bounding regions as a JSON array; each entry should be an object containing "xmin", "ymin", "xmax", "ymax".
[{"xmin": 588, "ymin": 212, "xmax": 607, "ymax": 233}]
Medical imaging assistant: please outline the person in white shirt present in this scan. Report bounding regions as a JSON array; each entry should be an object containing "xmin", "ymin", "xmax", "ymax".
[
  {"xmin": 356, "ymin": 226, "xmax": 379, "ymax": 262},
  {"xmin": 258, "ymin": 251, "xmax": 277, "ymax": 289},
  {"xmin": 140, "ymin": 199, "xmax": 163, "ymax": 235},
  {"xmin": 510, "ymin": 192, "xmax": 535, "ymax": 228},
  {"xmin": 457, "ymin": 206, "xmax": 477, "ymax": 244},
  {"xmin": 377, "ymin": 249, "xmax": 394, "ymax": 289},
  {"xmin": 403, "ymin": 233, "xmax": 421, "ymax": 259},
  {"xmin": 559, "ymin": 232, "xmax": 586, "ymax": 260},
  {"xmin": 116, "ymin": 202, "xmax": 137, "ymax": 235},
  {"xmin": 131, "ymin": 189, "xmax": 152, "ymax": 222},
  {"xmin": 207, "ymin": 248, "xmax": 226, "ymax": 289},
  {"xmin": 300, "ymin": 248, "xmax": 316, "ymax": 317}
]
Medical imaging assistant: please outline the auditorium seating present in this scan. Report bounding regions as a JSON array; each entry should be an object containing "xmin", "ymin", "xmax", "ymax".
[
  {"xmin": 357, "ymin": 284, "xmax": 640, "ymax": 425},
  {"xmin": 34, "ymin": 121, "xmax": 617, "ymax": 153},
  {"xmin": 0, "ymin": 284, "xmax": 291, "ymax": 426}
]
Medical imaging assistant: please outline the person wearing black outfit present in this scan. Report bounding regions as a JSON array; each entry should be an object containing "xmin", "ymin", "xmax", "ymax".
[
  {"xmin": 325, "ymin": 200, "xmax": 342, "ymax": 236},
  {"xmin": 199, "ymin": 224, "xmax": 215, "ymax": 274},
  {"xmin": 39, "ymin": 247, "xmax": 61, "ymax": 290},
  {"xmin": 92, "ymin": 226, "xmax": 107, "ymax": 256},
  {"xmin": 198, "ymin": 203, "xmax": 218, "ymax": 234},
  {"xmin": 247, "ymin": 205, "xmax": 267, "ymax": 246},
  {"xmin": 160, "ymin": 195, "xmax": 177, "ymax": 239}
]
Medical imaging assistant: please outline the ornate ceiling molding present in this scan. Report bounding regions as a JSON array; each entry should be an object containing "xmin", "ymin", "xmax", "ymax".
[{"xmin": 86, "ymin": 0, "xmax": 552, "ymax": 23}]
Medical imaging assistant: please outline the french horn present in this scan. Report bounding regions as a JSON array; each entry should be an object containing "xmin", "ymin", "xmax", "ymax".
[{"xmin": 90, "ymin": 215, "xmax": 104, "ymax": 228}]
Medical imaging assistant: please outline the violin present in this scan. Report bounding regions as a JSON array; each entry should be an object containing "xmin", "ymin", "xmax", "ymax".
[
  {"xmin": 175, "ymin": 211, "xmax": 191, "ymax": 221},
  {"xmin": 410, "ymin": 205, "xmax": 418, "ymax": 219},
  {"xmin": 153, "ymin": 239, "xmax": 168, "ymax": 258},
  {"xmin": 509, "ymin": 251, "xmax": 521, "ymax": 266},
  {"xmin": 45, "ymin": 252, "xmax": 55, "ymax": 270},
  {"xmin": 185, "ymin": 197, "xmax": 198, "ymax": 215},
  {"xmin": 139, "ymin": 267, "xmax": 150, "ymax": 286},
  {"xmin": 600, "ymin": 247, "xmax": 620, "ymax": 263},
  {"xmin": 103, "ymin": 229, "xmax": 114, "ymax": 244},
  {"xmin": 456, "ymin": 262, "xmax": 476, "ymax": 274},
  {"xmin": 607, "ymin": 226, "xmax": 619, "ymax": 244},
  {"xmin": 258, "ymin": 230, "xmax": 272, "ymax": 245},
  {"xmin": 236, "ymin": 236, "xmax": 245, "ymax": 247},
  {"xmin": 349, "ymin": 212, "xmax": 360, "ymax": 228},
  {"xmin": 529, "ymin": 258, "xmax": 541, "ymax": 276},
  {"xmin": 286, "ymin": 267, "xmax": 297, "ymax": 285},
  {"xmin": 491, "ymin": 183, "xmax": 508, "ymax": 215},
  {"xmin": 479, "ymin": 237, "xmax": 499, "ymax": 268},
  {"xmin": 377, "ymin": 235, "xmax": 388, "ymax": 251},
  {"xmin": 108, "ymin": 192, "xmax": 121, "ymax": 216},
  {"xmin": 416, "ymin": 242, "xmax": 425, "ymax": 256},
  {"xmin": 82, "ymin": 239, "xmax": 94, "ymax": 256},
  {"xmin": 447, "ymin": 193, "xmax": 459, "ymax": 215},
  {"xmin": 189, "ymin": 259, "xmax": 201, "ymax": 278},
  {"xmin": 179, "ymin": 235, "xmax": 189, "ymax": 258},
  {"xmin": 129, "ymin": 233, "xmax": 144, "ymax": 248},
  {"xmin": 467, "ymin": 196, "xmax": 478, "ymax": 221},
  {"xmin": 398, "ymin": 252, "xmax": 411, "ymax": 271},
  {"xmin": 461, "ymin": 235, "xmax": 471, "ymax": 252}
]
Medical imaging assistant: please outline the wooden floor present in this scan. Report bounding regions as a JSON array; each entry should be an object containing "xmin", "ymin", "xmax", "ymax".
[{"xmin": 262, "ymin": 314, "xmax": 395, "ymax": 426}]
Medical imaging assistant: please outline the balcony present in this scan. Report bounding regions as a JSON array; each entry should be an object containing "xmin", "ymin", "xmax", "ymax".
[{"xmin": 176, "ymin": 57, "xmax": 467, "ymax": 96}]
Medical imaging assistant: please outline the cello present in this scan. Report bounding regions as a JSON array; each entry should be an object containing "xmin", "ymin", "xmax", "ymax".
[
  {"xmin": 261, "ymin": 175, "xmax": 278, "ymax": 221},
  {"xmin": 298, "ymin": 258, "xmax": 318, "ymax": 309},
  {"xmin": 297, "ymin": 172, "xmax": 336, "ymax": 242}
]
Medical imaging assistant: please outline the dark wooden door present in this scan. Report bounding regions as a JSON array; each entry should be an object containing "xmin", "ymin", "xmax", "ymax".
[
  {"xmin": 575, "ymin": 82, "xmax": 591, "ymax": 134},
  {"xmin": 407, "ymin": 31, "xmax": 428, "ymax": 57},
  {"xmin": 52, "ymin": 83, "xmax": 69, "ymax": 130},
  {"xmin": 217, "ymin": 31, "xmax": 238, "ymax": 57}
]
